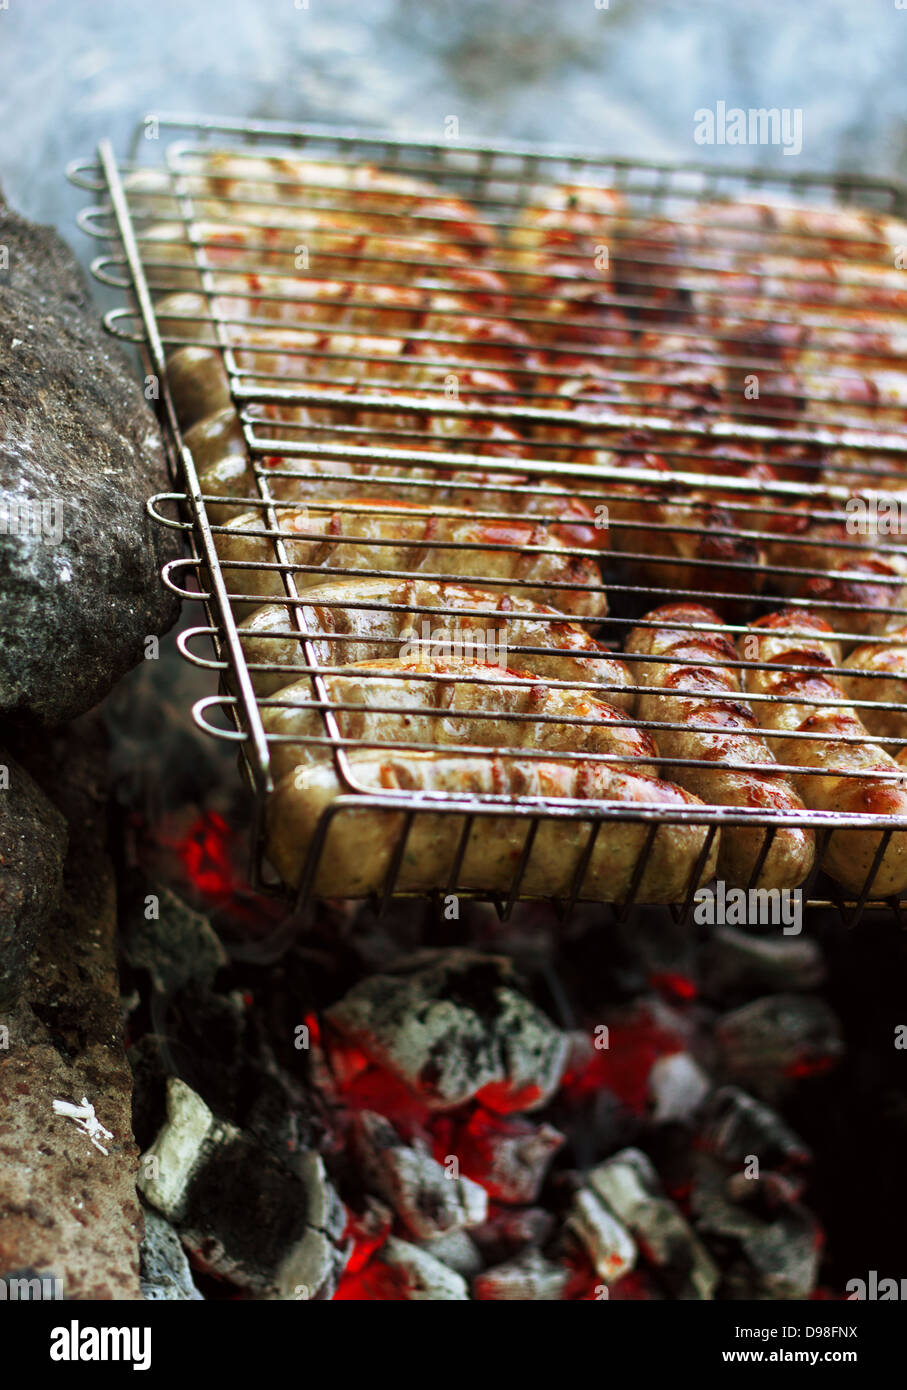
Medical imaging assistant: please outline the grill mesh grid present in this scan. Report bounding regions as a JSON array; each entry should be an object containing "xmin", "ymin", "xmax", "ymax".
[{"xmin": 69, "ymin": 116, "xmax": 907, "ymax": 921}]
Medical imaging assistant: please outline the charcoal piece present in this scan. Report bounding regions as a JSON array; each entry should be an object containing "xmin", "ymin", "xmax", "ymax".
[
  {"xmin": 691, "ymin": 1154, "xmax": 820, "ymax": 1299},
  {"xmin": 139, "ymin": 1209, "xmax": 204, "ymax": 1302},
  {"xmin": 586, "ymin": 1148, "xmax": 719, "ymax": 1300},
  {"xmin": 0, "ymin": 194, "xmax": 179, "ymax": 725},
  {"xmin": 326, "ymin": 950, "xmax": 568, "ymax": 1112},
  {"xmin": 469, "ymin": 1207, "xmax": 557, "ymax": 1265},
  {"xmin": 699, "ymin": 927, "xmax": 825, "ymax": 999},
  {"xmin": 453, "ymin": 1112, "xmax": 565, "ymax": 1204},
  {"xmin": 474, "ymin": 1247, "xmax": 572, "ymax": 1301},
  {"xmin": 715, "ymin": 994, "xmax": 844, "ymax": 1098},
  {"xmin": 138, "ymin": 1078, "xmax": 347, "ymax": 1300},
  {"xmin": 0, "ymin": 748, "xmax": 66, "ymax": 1007},
  {"xmin": 566, "ymin": 1186, "xmax": 637, "ymax": 1286},
  {"xmin": 416, "ymin": 1230, "xmax": 483, "ymax": 1277},
  {"xmin": 647, "ymin": 1052, "xmax": 711, "ymax": 1125},
  {"xmin": 375, "ymin": 1237, "xmax": 469, "ymax": 1300},
  {"xmin": 353, "ymin": 1110, "xmax": 487, "ymax": 1240},
  {"xmin": 699, "ymin": 1087, "xmax": 812, "ymax": 1169},
  {"xmin": 122, "ymin": 885, "xmax": 228, "ymax": 995}
]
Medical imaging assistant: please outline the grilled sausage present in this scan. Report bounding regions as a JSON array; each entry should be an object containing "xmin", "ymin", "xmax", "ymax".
[
  {"xmin": 258, "ymin": 655, "xmax": 654, "ymax": 782},
  {"xmin": 215, "ymin": 501, "xmax": 608, "ymax": 620},
  {"xmin": 842, "ymin": 623, "xmax": 907, "ymax": 744},
  {"xmin": 235, "ymin": 580, "xmax": 632, "ymax": 704},
  {"xmin": 158, "ymin": 153, "xmax": 497, "ymax": 252},
  {"xmin": 739, "ymin": 610, "xmax": 907, "ymax": 897},
  {"xmin": 625, "ymin": 604, "xmax": 814, "ymax": 889},
  {"xmin": 196, "ymin": 448, "xmax": 601, "ymax": 547},
  {"xmin": 265, "ymin": 750, "xmax": 719, "ymax": 900},
  {"xmin": 762, "ymin": 502, "xmax": 907, "ymax": 639}
]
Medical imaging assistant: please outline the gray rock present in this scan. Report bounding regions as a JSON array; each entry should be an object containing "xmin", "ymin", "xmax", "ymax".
[
  {"xmin": 0, "ymin": 749, "xmax": 67, "ymax": 1008},
  {"xmin": 0, "ymin": 194, "xmax": 180, "ymax": 724},
  {"xmin": 139, "ymin": 1209, "xmax": 204, "ymax": 1302}
]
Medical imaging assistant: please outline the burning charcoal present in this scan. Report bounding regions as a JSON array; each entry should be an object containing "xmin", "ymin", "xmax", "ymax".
[
  {"xmin": 714, "ymin": 994, "xmax": 843, "ymax": 1097},
  {"xmin": 123, "ymin": 885, "xmax": 228, "ymax": 995},
  {"xmin": 375, "ymin": 1237, "xmax": 469, "ymax": 1300},
  {"xmin": 416, "ymin": 1230, "xmax": 483, "ymax": 1278},
  {"xmin": 139, "ymin": 1078, "xmax": 348, "ymax": 1300},
  {"xmin": 0, "ymin": 749, "xmax": 67, "ymax": 1008},
  {"xmin": 648, "ymin": 1052, "xmax": 711, "ymax": 1126},
  {"xmin": 691, "ymin": 1153, "xmax": 820, "ymax": 1299},
  {"xmin": 0, "ymin": 194, "xmax": 179, "ymax": 725},
  {"xmin": 585, "ymin": 1148, "xmax": 719, "ymax": 1299},
  {"xmin": 353, "ymin": 1110, "xmax": 487, "ymax": 1240},
  {"xmin": 699, "ymin": 927, "xmax": 825, "ymax": 999},
  {"xmin": 474, "ymin": 1247, "xmax": 572, "ymax": 1301},
  {"xmin": 139, "ymin": 1209, "xmax": 204, "ymax": 1301},
  {"xmin": 699, "ymin": 1087, "xmax": 812, "ymax": 1169},
  {"xmin": 325, "ymin": 950, "xmax": 568, "ymax": 1112},
  {"xmin": 450, "ymin": 1110, "xmax": 565, "ymax": 1204},
  {"xmin": 469, "ymin": 1207, "xmax": 557, "ymax": 1265},
  {"xmin": 566, "ymin": 1187, "xmax": 637, "ymax": 1286}
]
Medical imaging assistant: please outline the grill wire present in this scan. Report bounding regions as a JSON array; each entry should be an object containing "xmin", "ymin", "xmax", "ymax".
[{"xmin": 69, "ymin": 115, "xmax": 907, "ymax": 924}]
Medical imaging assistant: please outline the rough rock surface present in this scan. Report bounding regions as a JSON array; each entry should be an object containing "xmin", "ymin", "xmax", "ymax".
[
  {"xmin": 0, "ymin": 717, "xmax": 144, "ymax": 1298},
  {"xmin": 0, "ymin": 747, "xmax": 67, "ymax": 1008},
  {"xmin": 0, "ymin": 194, "xmax": 180, "ymax": 724}
]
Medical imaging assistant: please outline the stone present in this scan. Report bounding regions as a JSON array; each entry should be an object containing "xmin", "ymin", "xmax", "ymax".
[
  {"xmin": 0, "ymin": 748, "xmax": 67, "ymax": 1008},
  {"xmin": 0, "ymin": 718, "xmax": 143, "ymax": 1298},
  {"xmin": 0, "ymin": 194, "xmax": 179, "ymax": 725}
]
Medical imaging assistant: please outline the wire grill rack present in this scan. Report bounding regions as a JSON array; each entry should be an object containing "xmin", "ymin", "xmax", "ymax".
[{"xmin": 69, "ymin": 114, "xmax": 907, "ymax": 923}]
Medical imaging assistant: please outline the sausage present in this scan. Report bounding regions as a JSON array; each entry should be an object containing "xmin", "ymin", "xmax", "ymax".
[
  {"xmin": 762, "ymin": 502, "xmax": 907, "ymax": 638},
  {"xmin": 215, "ymin": 501, "xmax": 608, "ymax": 621},
  {"xmin": 258, "ymin": 654, "xmax": 654, "ymax": 782},
  {"xmin": 739, "ymin": 610, "xmax": 907, "ymax": 897},
  {"xmin": 509, "ymin": 183, "xmax": 626, "ymax": 269},
  {"xmin": 165, "ymin": 153, "xmax": 497, "ymax": 252},
  {"xmin": 534, "ymin": 416, "xmax": 766, "ymax": 610},
  {"xmin": 625, "ymin": 604, "xmax": 814, "ymax": 889},
  {"xmin": 842, "ymin": 623, "xmax": 907, "ymax": 744},
  {"xmin": 235, "ymin": 579, "xmax": 633, "ymax": 704},
  {"xmin": 264, "ymin": 750, "xmax": 719, "ymax": 900}
]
